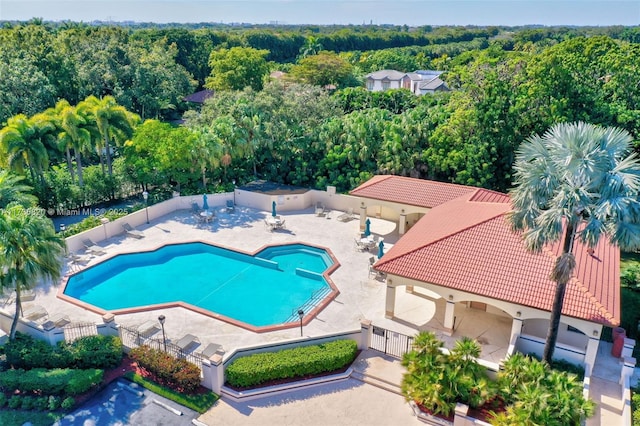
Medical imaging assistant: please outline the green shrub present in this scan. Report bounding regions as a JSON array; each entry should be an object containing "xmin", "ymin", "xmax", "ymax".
[
  {"xmin": 0, "ymin": 368, "xmax": 103, "ymax": 396},
  {"xmin": 4, "ymin": 333, "xmax": 71, "ymax": 369},
  {"xmin": 8, "ymin": 395, "xmax": 21, "ymax": 409},
  {"xmin": 20, "ymin": 396, "xmax": 35, "ymax": 410},
  {"xmin": 129, "ymin": 346, "xmax": 201, "ymax": 393},
  {"xmin": 47, "ymin": 395, "xmax": 61, "ymax": 411},
  {"xmin": 34, "ymin": 396, "xmax": 50, "ymax": 411},
  {"xmin": 62, "ymin": 335, "xmax": 123, "ymax": 369},
  {"xmin": 61, "ymin": 397, "xmax": 75, "ymax": 410},
  {"xmin": 5, "ymin": 333, "xmax": 122, "ymax": 370},
  {"xmin": 0, "ymin": 393, "xmax": 7, "ymax": 408},
  {"xmin": 226, "ymin": 340, "xmax": 358, "ymax": 388}
]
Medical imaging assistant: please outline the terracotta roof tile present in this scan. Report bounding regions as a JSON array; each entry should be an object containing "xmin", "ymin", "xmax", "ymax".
[
  {"xmin": 350, "ymin": 175, "xmax": 477, "ymax": 208},
  {"xmin": 373, "ymin": 179, "xmax": 620, "ymax": 326}
]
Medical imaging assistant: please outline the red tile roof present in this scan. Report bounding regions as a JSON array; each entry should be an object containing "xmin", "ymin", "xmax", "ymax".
[
  {"xmin": 373, "ymin": 180, "xmax": 620, "ymax": 326},
  {"xmin": 350, "ymin": 175, "xmax": 478, "ymax": 208}
]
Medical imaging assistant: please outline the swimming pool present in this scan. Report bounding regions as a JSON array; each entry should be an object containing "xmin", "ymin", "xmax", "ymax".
[{"xmin": 62, "ymin": 242, "xmax": 339, "ymax": 330}]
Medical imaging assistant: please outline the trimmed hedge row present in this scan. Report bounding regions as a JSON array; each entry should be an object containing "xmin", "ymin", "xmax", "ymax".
[
  {"xmin": 0, "ymin": 368, "xmax": 103, "ymax": 396},
  {"xmin": 4, "ymin": 333, "xmax": 122, "ymax": 370},
  {"xmin": 226, "ymin": 340, "xmax": 358, "ymax": 388},
  {"xmin": 129, "ymin": 345, "xmax": 201, "ymax": 393},
  {"xmin": 0, "ymin": 393, "xmax": 74, "ymax": 411}
]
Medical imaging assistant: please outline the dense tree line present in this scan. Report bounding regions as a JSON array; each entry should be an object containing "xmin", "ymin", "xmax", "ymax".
[{"xmin": 0, "ymin": 22, "xmax": 638, "ymax": 211}]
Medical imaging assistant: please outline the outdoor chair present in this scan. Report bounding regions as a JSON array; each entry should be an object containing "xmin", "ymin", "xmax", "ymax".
[
  {"xmin": 42, "ymin": 314, "xmax": 70, "ymax": 330},
  {"xmin": 226, "ymin": 199, "xmax": 235, "ymax": 213},
  {"xmin": 315, "ymin": 202, "xmax": 325, "ymax": 216},
  {"xmin": 22, "ymin": 304, "xmax": 48, "ymax": 322},
  {"xmin": 137, "ymin": 320, "xmax": 160, "ymax": 337},
  {"xmin": 201, "ymin": 343, "xmax": 223, "ymax": 358},
  {"xmin": 175, "ymin": 334, "xmax": 200, "ymax": 352},
  {"xmin": 82, "ymin": 238, "xmax": 106, "ymax": 255},
  {"xmin": 354, "ymin": 238, "xmax": 367, "ymax": 252},
  {"xmin": 191, "ymin": 202, "xmax": 201, "ymax": 213},
  {"xmin": 264, "ymin": 218, "xmax": 275, "ymax": 232},
  {"xmin": 122, "ymin": 223, "xmax": 144, "ymax": 239},
  {"xmin": 337, "ymin": 208, "xmax": 354, "ymax": 222}
]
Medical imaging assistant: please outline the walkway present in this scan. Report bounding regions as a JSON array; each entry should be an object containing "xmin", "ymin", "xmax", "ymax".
[
  {"xmin": 197, "ymin": 350, "xmax": 420, "ymax": 426},
  {"xmin": 586, "ymin": 341, "xmax": 629, "ymax": 425}
]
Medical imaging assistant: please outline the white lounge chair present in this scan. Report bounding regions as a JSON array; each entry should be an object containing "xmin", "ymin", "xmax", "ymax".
[
  {"xmin": 175, "ymin": 334, "xmax": 200, "ymax": 352},
  {"xmin": 42, "ymin": 314, "xmax": 71, "ymax": 330},
  {"xmin": 122, "ymin": 223, "xmax": 144, "ymax": 239},
  {"xmin": 201, "ymin": 343, "xmax": 223, "ymax": 358},
  {"xmin": 82, "ymin": 239, "xmax": 106, "ymax": 255},
  {"xmin": 22, "ymin": 304, "xmax": 48, "ymax": 322},
  {"xmin": 226, "ymin": 199, "xmax": 235, "ymax": 213},
  {"xmin": 137, "ymin": 320, "xmax": 160, "ymax": 336},
  {"xmin": 337, "ymin": 208, "xmax": 354, "ymax": 222}
]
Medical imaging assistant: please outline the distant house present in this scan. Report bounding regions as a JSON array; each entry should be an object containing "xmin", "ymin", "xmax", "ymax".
[
  {"xmin": 365, "ymin": 69, "xmax": 449, "ymax": 95},
  {"xmin": 183, "ymin": 89, "xmax": 214, "ymax": 104}
]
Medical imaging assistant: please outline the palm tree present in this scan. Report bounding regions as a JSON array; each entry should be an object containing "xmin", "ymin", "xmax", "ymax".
[
  {"xmin": 508, "ymin": 122, "xmax": 640, "ymax": 363},
  {"xmin": 0, "ymin": 171, "xmax": 37, "ymax": 208},
  {"xmin": 0, "ymin": 113, "xmax": 53, "ymax": 187},
  {"xmin": 0, "ymin": 204, "xmax": 65, "ymax": 339},
  {"xmin": 55, "ymin": 100, "xmax": 96, "ymax": 187},
  {"xmin": 80, "ymin": 95, "xmax": 138, "ymax": 177}
]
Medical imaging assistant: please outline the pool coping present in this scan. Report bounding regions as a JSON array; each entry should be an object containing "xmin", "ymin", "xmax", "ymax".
[{"xmin": 58, "ymin": 240, "xmax": 341, "ymax": 334}]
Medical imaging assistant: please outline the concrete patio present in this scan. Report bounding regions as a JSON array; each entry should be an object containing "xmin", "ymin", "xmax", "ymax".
[{"xmin": 3, "ymin": 205, "xmax": 516, "ymax": 363}]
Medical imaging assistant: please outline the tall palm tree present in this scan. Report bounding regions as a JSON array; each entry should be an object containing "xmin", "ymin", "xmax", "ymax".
[
  {"xmin": 508, "ymin": 122, "xmax": 640, "ymax": 363},
  {"xmin": 79, "ymin": 95, "xmax": 138, "ymax": 177},
  {"xmin": 0, "ymin": 204, "xmax": 65, "ymax": 339},
  {"xmin": 0, "ymin": 113, "xmax": 52, "ymax": 187},
  {"xmin": 54, "ymin": 100, "xmax": 96, "ymax": 187},
  {"xmin": 0, "ymin": 171, "xmax": 37, "ymax": 208}
]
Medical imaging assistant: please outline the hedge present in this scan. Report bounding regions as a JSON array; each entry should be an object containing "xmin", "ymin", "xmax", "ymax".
[
  {"xmin": 226, "ymin": 339, "xmax": 358, "ymax": 388},
  {"xmin": 0, "ymin": 368, "xmax": 103, "ymax": 396},
  {"xmin": 5, "ymin": 333, "xmax": 122, "ymax": 370},
  {"xmin": 129, "ymin": 346, "xmax": 201, "ymax": 393}
]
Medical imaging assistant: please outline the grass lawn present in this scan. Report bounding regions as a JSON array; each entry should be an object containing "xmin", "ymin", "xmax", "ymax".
[{"xmin": 124, "ymin": 372, "xmax": 219, "ymax": 413}]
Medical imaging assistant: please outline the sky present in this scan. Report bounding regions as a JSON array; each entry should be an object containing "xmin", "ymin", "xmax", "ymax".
[{"xmin": 0, "ymin": 0, "xmax": 638, "ymax": 26}]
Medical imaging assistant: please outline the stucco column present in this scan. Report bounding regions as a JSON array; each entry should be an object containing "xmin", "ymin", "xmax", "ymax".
[
  {"xmin": 510, "ymin": 317, "xmax": 523, "ymax": 342},
  {"xmin": 584, "ymin": 336, "xmax": 600, "ymax": 378},
  {"xmin": 203, "ymin": 351, "xmax": 226, "ymax": 393},
  {"xmin": 620, "ymin": 357, "xmax": 636, "ymax": 386},
  {"xmin": 443, "ymin": 300, "xmax": 455, "ymax": 336},
  {"xmin": 360, "ymin": 319, "xmax": 372, "ymax": 350},
  {"xmin": 399, "ymin": 211, "xmax": 407, "ymax": 235},
  {"xmin": 385, "ymin": 283, "xmax": 397, "ymax": 319},
  {"xmin": 359, "ymin": 203, "xmax": 367, "ymax": 231}
]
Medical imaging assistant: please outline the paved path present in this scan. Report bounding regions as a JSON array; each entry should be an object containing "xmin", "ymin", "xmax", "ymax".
[
  {"xmin": 586, "ymin": 341, "xmax": 628, "ymax": 425},
  {"xmin": 197, "ymin": 379, "xmax": 420, "ymax": 426},
  {"xmin": 197, "ymin": 350, "xmax": 419, "ymax": 426}
]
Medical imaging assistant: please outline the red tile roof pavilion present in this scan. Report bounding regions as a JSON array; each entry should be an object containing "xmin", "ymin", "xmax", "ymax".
[{"xmin": 353, "ymin": 176, "xmax": 620, "ymax": 327}]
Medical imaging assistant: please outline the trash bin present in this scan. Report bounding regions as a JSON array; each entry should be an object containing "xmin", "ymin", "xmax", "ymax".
[{"xmin": 612, "ymin": 327, "xmax": 626, "ymax": 357}]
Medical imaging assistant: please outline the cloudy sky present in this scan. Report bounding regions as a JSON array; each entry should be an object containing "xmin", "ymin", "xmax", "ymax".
[{"xmin": 1, "ymin": 0, "xmax": 638, "ymax": 26}]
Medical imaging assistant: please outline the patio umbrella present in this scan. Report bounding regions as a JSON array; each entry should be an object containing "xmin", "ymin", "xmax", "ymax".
[
  {"xmin": 272, "ymin": 201, "xmax": 277, "ymax": 217},
  {"xmin": 378, "ymin": 240, "xmax": 385, "ymax": 259},
  {"xmin": 202, "ymin": 194, "xmax": 209, "ymax": 210},
  {"xmin": 364, "ymin": 218, "xmax": 371, "ymax": 237}
]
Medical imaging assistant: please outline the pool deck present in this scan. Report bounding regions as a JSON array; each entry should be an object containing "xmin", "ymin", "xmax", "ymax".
[{"xmin": 11, "ymin": 206, "xmax": 427, "ymax": 353}]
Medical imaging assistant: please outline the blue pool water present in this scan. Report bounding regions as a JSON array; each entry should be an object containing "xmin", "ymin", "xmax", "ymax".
[{"xmin": 64, "ymin": 243, "xmax": 334, "ymax": 327}]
